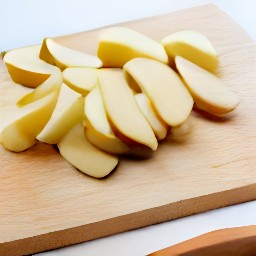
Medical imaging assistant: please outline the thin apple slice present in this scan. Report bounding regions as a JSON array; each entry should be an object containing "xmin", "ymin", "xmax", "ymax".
[
  {"xmin": 62, "ymin": 67, "xmax": 98, "ymax": 95},
  {"xmin": 37, "ymin": 83, "xmax": 84, "ymax": 144},
  {"xmin": 4, "ymin": 45, "xmax": 59, "ymax": 88},
  {"xmin": 175, "ymin": 56, "xmax": 239, "ymax": 115},
  {"xmin": 17, "ymin": 69, "xmax": 62, "ymax": 106},
  {"xmin": 97, "ymin": 26, "xmax": 168, "ymax": 67},
  {"xmin": 162, "ymin": 30, "xmax": 218, "ymax": 72},
  {"xmin": 135, "ymin": 93, "xmax": 168, "ymax": 140},
  {"xmin": 84, "ymin": 87, "xmax": 129, "ymax": 154},
  {"xmin": 124, "ymin": 58, "xmax": 193, "ymax": 127},
  {"xmin": 0, "ymin": 91, "xmax": 59, "ymax": 152},
  {"xmin": 98, "ymin": 68, "xmax": 158, "ymax": 151},
  {"xmin": 40, "ymin": 38, "xmax": 102, "ymax": 71},
  {"xmin": 57, "ymin": 123, "xmax": 118, "ymax": 178}
]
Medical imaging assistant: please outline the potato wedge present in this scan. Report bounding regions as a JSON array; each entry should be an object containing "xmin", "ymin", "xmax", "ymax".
[
  {"xmin": 124, "ymin": 58, "xmax": 193, "ymax": 126},
  {"xmin": 0, "ymin": 91, "xmax": 59, "ymax": 152},
  {"xmin": 84, "ymin": 87, "xmax": 129, "ymax": 154},
  {"xmin": 162, "ymin": 30, "xmax": 218, "ymax": 72},
  {"xmin": 135, "ymin": 93, "xmax": 167, "ymax": 140},
  {"xmin": 17, "ymin": 69, "xmax": 62, "ymax": 106},
  {"xmin": 4, "ymin": 45, "xmax": 59, "ymax": 88},
  {"xmin": 98, "ymin": 68, "xmax": 158, "ymax": 150},
  {"xmin": 37, "ymin": 83, "xmax": 84, "ymax": 144},
  {"xmin": 62, "ymin": 67, "xmax": 98, "ymax": 95},
  {"xmin": 175, "ymin": 56, "xmax": 239, "ymax": 115},
  {"xmin": 57, "ymin": 123, "xmax": 118, "ymax": 178},
  {"xmin": 98, "ymin": 26, "xmax": 168, "ymax": 67},
  {"xmin": 40, "ymin": 38, "xmax": 102, "ymax": 71}
]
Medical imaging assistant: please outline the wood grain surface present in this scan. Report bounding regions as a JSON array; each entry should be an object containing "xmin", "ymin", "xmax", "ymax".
[{"xmin": 0, "ymin": 4, "xmax": 256, "ymax": 256}]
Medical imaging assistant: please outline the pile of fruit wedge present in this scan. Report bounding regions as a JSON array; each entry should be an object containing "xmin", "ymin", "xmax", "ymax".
[{"xmin": 0, "ymin": 27, "xmax": 239, "ymax": 178}]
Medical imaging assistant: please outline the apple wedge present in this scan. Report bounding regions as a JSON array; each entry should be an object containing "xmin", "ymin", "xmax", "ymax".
[
  {"xmin": 175, "ymin": 56, "xmax": 239, "ymax": 115},
  {"xmin": 40, "ymin": 38, "xmax": 102, "ymax": 71},
  {"xmin": 57, "ymin": 123, "xmax": 118, "ymax": 178},
  {"xmin": 97, "ymin": 26, "xmax": 168, "ymax": 67},
  {"xmin": 135, "ymin": 93, "xmax": 168, "ymax": 140},
  {"xmin": 162, "ymin": 30, "xmax": 218, "ymax": 72},
  {"xmin": 98, "ymin": 68, "xmax": 158, "ymax": 151},
  {"xmin": 62, "ymin": 67, "xmax": 98, "ymax": 95},
  {"xmin": 84, "ymin": 87, "xmax": 129, "ymax": 154},
  {"xmin": 37, "ymin": 83, "xmax": 84, "ymax": 144},
  {"xmin": 0, "ymin": 91, "xmax": 59, "ymax": 152},
  {"xmin": 17, "ymin": 69, "xmax": 62, "ymax": 106},
  {"xmin": 124, "ymin": 58, "xmax": 193, "ymax": 127},
  {"xmin": 4, "ymin": 45, "xmax": 59, "ymax": 88}
]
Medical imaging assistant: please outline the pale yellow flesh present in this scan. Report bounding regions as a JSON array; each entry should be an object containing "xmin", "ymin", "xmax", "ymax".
[
  {"xmin": 84, "ymin": 87, "xmax": 129, "ymax": 154},
  {"xmin": 37, "ymin": 83, "xmax": 84, "ymax": 144},
  {"xmin": 124, "ymin": 58, "xmax": 193, "ymax": 127},
  {"xmin": 0, "ymin": 91, "xmax": 59, "ymax": 152},
  {"xmin": 135, "ymin": 93, "xmax": 167, "ymax": 140},
  {"xmin": 40, "ymin": 38, "xmax": 102, "ymax": 71},
  {"xmin": 98, "ymin": 26, "xmax": 168, "ymax": 67},
  {"xmin": 175, "ymin": 56, "xmax": 239, "ymax": 115},
  {"xmin": 62, "ymin": 67, "xmax": 98, "ymax": 95},
  {"xmin": 17, "ymin": 70, "xmax": 62, "ymax": 106},
  {"xmin": 57, "ymin": 123, "xmax": 119, "ymax": 178},
  {"xmin": 98, "ymin": 68, "xmax": 158, "ymax": 150},
  {"xmin": 0, "ymin": 105, "xmax": 18, "ymax": 142},
  {"xmin": 162, "ymin": 30, "xmax": 218, "ymax": 72},
  {"xmin": 168, "ymin": 117, "xmax": 193, "ymax": 142},
  {"xmin": 4, "ymin": 45, "xmax": 59, "ymax": 88}
]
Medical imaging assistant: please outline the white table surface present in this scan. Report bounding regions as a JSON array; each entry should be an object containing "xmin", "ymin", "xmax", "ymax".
[{"xmin": 1, "ymin": 1, "xmax": 256, "ymax": 255}]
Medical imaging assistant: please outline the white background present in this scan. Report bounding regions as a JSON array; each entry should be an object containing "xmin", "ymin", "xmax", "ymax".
[{"xmin": 1, "ymin": 1, "xmax": 255, "ymax": 255}]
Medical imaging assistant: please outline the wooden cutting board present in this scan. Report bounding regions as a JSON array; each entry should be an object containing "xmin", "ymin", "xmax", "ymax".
[{"xmin": 0, "ymin": 4, "xmax": 256, "ymax": 256}]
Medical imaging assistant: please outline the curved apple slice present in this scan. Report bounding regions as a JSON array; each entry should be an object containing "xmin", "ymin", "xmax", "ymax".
[
  {"xmin": 84, "ymin": 87, "xmax": 129, "ymax": 154},
  {"xmin": 0, "ymin": 91, "xmax": 59, "ymax": 152},
  {"xmin": 135, "ymin": 93, "xmax": 168, "ymax": 140},
  {"xmin": 57, "ymin": 123, "xmax": 118, "ymax": 178},
  {"xmin": 17, "ymin": 69, "xmax": 62, "ymax": 106},
  {"xmin": 162, "ymin": 30, "xmax": 218, "ymax": 72},
  {"xmin": 98, "ymin": 68, "xmax": 158, "ymax": 151},
  {"xmin": 3, "ymin": 45, "xmax": 59, "ymax": 88},
  {"xmin": 40, "ymin": 38, "xmax": 102, "ymax": 71},
  {"xmin": 175, "ymin": 56, "xmax": 239, "ymax": 115},
  {"xmin": 124, "ymin": 58, "xmax": 193, "ymax": 127},
  {"xmin": 37, "ymin": 83, "xmax": 84, "ymax": 144},
  {"xmin": 62, "ymin": 67, "xmax": 98, "ymax": 95},
  {"xmin": 98, "ymin": 26, "xmax": 168, "ymax": 67}
]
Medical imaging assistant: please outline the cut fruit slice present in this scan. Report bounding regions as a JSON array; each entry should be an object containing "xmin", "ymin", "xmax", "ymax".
[
  {"xmin": 98, "ymin": 68, "xmax": 158, "ymax": 151},
  {"xmin": 40, "ymin": 38, "xmax": 102, "ymax": 71},
  {"xmin": 3, "ymin": 45, "xmax": 59, "ymax": 88},
  {"xmin": 57, "ymin": 123, "xmax": 119, "ymax": 178},
  {"xmin": 62, "ymin": 67, "xmax": 98, "ymax": 95},
  {"xmin": 175, "ymin": 56, "xmax": 239, "ymax": 115},
  {"xmin": 135, "ymin": 93, "xmax": 167, "ymax": 140},
  {"xmin": 124, "ymin": 58, "xmax": 193, "ymax": 127},
  {"xmin": 0, "ymin": 91, "xmax": 59, "ymax": 152},
  {"xmin": 162, "ymin": 30, "xmax": 218, "ymax": 72},
  {"xmin": 37, "ymin": 83, "xmax": 84, "ymax": 144},
  {"xmin": 17, "ymin": 69, "xmax": 62, "ymax": 106},
  {"xmin": 84, "ymin": 87, "xmax": 129, "ymax": 154},
  {"xmin": 97, "ymin": 26, "xmax": 168, "ymax": 67}
]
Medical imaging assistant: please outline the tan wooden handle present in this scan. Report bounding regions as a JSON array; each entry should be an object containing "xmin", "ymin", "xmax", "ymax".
[{"xmin": 148, "ymin": 225, "xmax": 256, "ymax": 256}]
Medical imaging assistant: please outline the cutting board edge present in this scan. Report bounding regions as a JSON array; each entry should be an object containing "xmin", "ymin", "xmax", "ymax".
[{"xmin": 1, "ymin": 183, "xmax": 255, "ymax": 256}]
